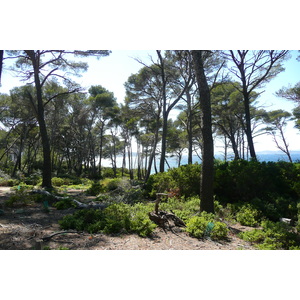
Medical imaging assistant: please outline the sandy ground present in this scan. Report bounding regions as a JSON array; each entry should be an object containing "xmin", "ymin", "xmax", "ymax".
[{"xmin": 0, "ymin": 187, "xmax": 255, "ymax": 250}]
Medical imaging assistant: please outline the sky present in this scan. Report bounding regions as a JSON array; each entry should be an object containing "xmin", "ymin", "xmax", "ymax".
[{"xmin": 1, "ymin": 50, "xmax": 299, "ymax": 152}]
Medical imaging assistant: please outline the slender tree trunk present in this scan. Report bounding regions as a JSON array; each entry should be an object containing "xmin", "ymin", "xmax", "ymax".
[
  {"xmin": 186, "ymin": 91, "xmax": 193, "ymax": 164},
  {"xmin": 25, "ymin": 51, "xmax": 52, "ymax": 188},
  {"xmin": 224, "ymin": 135, "xmax": 228, "ymax": 161},
  {"xmin": 243, "ymin": 92, "xmax": 256, "ymax": 160},
  {"xmin": 230, "ymin": 136, "xmax": 240, "ymax": 160},
  {"xmin": 98, "ymin": 123, "xmax": 104, "ymax": 178},
  {"xmin": 279, "ymin": 128, "xmax": 293, "ymax": 163},
  {"xmin": 159, "ymin": 111, "xmax": 168, "ymax": 172},
  {"xmin": 0, "ymin": 50, "xmax": 3, "ymax": 85},
  {"xmin": 192, "ymin": 50, "xmax": 214, "ymax": 214},
  {"xmin": 145, "ymin": 117, "xmax": 161, "ymax": 181},
  {"xmin": 273, "ymin": 129, "xmax": 293, "ymax": 163}
]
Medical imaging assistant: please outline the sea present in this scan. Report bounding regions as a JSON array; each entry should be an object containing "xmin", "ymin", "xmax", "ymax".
[{"xmin": 101, "ymin": 151, "xmax": 300, "ymax": 173}]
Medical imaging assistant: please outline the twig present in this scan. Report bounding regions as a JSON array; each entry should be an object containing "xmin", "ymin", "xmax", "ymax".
[{"xmin": 42, "ymin": 230, "xmax": 79, "ymax": 242}]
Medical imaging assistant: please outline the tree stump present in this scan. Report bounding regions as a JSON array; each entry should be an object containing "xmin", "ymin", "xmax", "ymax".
[{"xmin": 148, "ymin": 193, "xmax": 186, "ymax": 231}]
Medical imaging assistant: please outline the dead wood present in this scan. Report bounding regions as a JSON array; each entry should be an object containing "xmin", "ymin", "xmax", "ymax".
[
  {"xmin": 42, "ymin": 230, "xmax": 79, "ymax": 242},
  {"xmin": 72, "ymin": 199, "xmax": 108, "ymax": 210},
  {"xmin": 155, "ymin": 193, "xmax": 169, "ymax": 214},
  {"xmin": 31, "ymin": 189, "xmax": 108, "ymax": 210},
  {"xmin": 149, "ymin": 193, "xmax": 186, "ymax": 231}
]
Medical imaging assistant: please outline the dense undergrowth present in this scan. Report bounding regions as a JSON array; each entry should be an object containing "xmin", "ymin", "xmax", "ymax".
[{"xmin": 2, "ymin": 160, "xmax": 300, "ymax": 249}]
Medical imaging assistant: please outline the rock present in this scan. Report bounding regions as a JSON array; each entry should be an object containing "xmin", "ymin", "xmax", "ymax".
[{"xmin": 279, "ymin": 218, "xmax": 291, "ymax": 224}]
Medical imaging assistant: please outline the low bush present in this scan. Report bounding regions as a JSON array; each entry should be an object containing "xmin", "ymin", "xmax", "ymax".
[
  {"xmin": 105, "ymin": 178, "xmax": 123, "ymax": 191},
  {"xmin": 185, "ymin": 216, "xmax": 208, "ymax": 239},
  {"xmin": 214, "ymin": 160, "xmax": 300, "ymax": 222},
  {"xmin": 144, "ymin": 172, "xmax": 176, "ymax": 199},
  {"xmin": 23, "ymin": 173, "xmax": 42, "ymax": 186},
  {"xmin": 59, "ymin": 202, "xmax": 157, "ymax": 237},
  {"xmin": 122, "ymin": 187, "xmax": 145, "ymax": 204},
  {"xmin": 145, "ymin": 164, "xmax": 201, "ymax": 199},
  {"xmin": 239, "ymin": 220, "xmax": 300, "ymax": 250},
  {"xmin": 186, "ymin": 212, "xmax": 229, "ymax": 240},
  {"xmin": 214, "ymin": 160, "xmax": 297, "ymax": 202},
  {"xmin": 59, "ymin": 209, "xmax": 104, "ymax": 233},
  {"xmin": 129, "ymin": 203, "xmax": 156, "ymax": 237},
  {"xmin": 168, "ymin": 164, "xmax": 201, "ymax": 198},
  {"xmin": 0, "ymin": 178, "xmax": 19, "ymax": 187},
  {"xmin": 160, "ymin": 196, "xmax": 200, "ymax": 222},
  {"xmin": 86, "ymin": 181, "xmax": 104, "ymax": 196},
  {"xmin": 52, "ymin": 177, "xmax": 71, "ymax": 187},
  {"xmin": 102, "ymin": 203, "xmax": 131, "ymax": 233},
  {"xmin": 53, "ymin": 198, "xmax": 77, "ymax": 210},
  {"xmin": 5, "ymin": 190, "xmax": 43, "ymax": 208},
  {"xmin": 236, "ymin": 204, "xmax": 262, "ymax": 227},
  {"xmin": 11, "ymin": 183, "xmax": 34, "ymax": 192},
  {"xmin": 210, "ymin": 222, "xmax": 229, "ymax": 240}
]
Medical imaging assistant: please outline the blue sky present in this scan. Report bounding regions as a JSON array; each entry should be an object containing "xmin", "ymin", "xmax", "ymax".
[{"xmin": 1, "ymin": 50, "xmax": 299, "ymax": 151}]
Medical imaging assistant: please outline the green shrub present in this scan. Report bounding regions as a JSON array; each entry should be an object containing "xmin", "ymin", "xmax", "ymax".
[
  {"xmin": 186, "ymin": 213, "xmax": 229, "ymax": 240},
  {"xmin": 56, "ymin": 174, "xmax": 83, "ymax": 185},
  {"xmin": 239, "ymin": 220, "xmax": 300, "ymax": 250},
  {"xmin": 86, "ymin": 181, "xmax": 103, "ymax": 196},
  {"xmin": 186, "ymin": 216, "xmax": 208, "ymax": 239},
  {"xmin": 54, "ymin": 198, "xmax": 77, "ymax": 210},
  {"xmin": 59, "ymin": 209, "xmax": 105, "ymax": 232},
  {"xmin": 236, "ymin": 204, "xmax": 262, "ymax": 227},
  {"xmin": 0, "ymin": 178, "xmax": 19, "ymax": 187},
  {"xmin": 105, "ymin": 178, "xmax": 122, "ymax": 191},
  {"xmin": 210, "ymin": 222, "xmax": 229, "ymax": 240},
  {"xmin": 59, "ymin": 202, "xmax": 157, "ymax": 237},
  {"xmin": 11, "ymin": 183, "xmax": 34, "ymax": 192},
  {"xmin": 168, "ymin": 164, "xmax": 201, "ymax": 198},
  {"xmin": 238, "ymin": 229, "xmax": 266, "ymax": 244},
  {"xmin": 145, "ymin": 164, "xmax": 201, "ymax": 199},
  {"xmin": 129, "ymin": 203, "xmax": 157, "ymax": 237},
  {"xmin": 144, "ymin": 172, "xmax": 176, "ymax": 199},
  {"xmin": 52, "ymin": 177, "xmax": 70, "ymax": 187},
  {"xmin": 214, "ymin": 160, "xmax": 300, "ymax": 222},
  {"xmin": 214, "ymin": 160, "xmax": 299, "ymax": 203},
  {"xmin": 296, "ymin": 203, "xmax": 300, "ymax": 233},
  {"xmin": 5, "ymin": 190, "xmax": 30, "ymax": 207},
  {"xmin": 123, "ymin": 187, "xmax": 145, "ymax": 204},
  {"xmin": 101, "ymin": 167, "xmax": 115, "ymax": 178},
  {"xmin": 23, "ymin": 173, "xmax": 42, "ymax": 185},
  {"xmin": 5, "ymin": 189, "xmax": 43, "ymax": 207},
  {"xmin": 160, "ymin": 196, "xmax": 200, "ymax": 222},
  {"xmin": 102, "ymin": 203, "xmax": 131, "ymax": 233}
]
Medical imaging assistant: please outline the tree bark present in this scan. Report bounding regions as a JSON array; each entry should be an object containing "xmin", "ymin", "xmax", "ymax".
[
  {"xmin": 191, "ymin": 51, "xmax": 214, "ymax": 214},
  {"xmin": 25, "ymin": 51, "xmax": 52, "ymax": 188},
  {"xmin": 0, "ymin": 50, "xmax": 3, "ymax": 85},
  {"xmin": 186, "ymin": 90, "xmax": 193, "ymax": 164},
  {"xmin": 243, "ymin": 91, "xmax": 257, "ymax": 160}
]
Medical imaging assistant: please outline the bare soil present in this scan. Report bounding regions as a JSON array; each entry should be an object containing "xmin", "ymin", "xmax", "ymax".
[{"xmin": 0, "ymin": 187, "xmax": 256, "ymax": 250}]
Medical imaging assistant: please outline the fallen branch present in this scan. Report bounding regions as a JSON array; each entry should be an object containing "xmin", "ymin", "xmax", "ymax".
[
  {"xmin": 42, "ymin": 230, "xmax": 79, "ymax": 242},
  {"xmin": 71, "ymin": 199, "xmax": 108, "ymax": 210},
  {"xmin": 31, "ymin": 189, "xmax": 108, "ymax": 210}
]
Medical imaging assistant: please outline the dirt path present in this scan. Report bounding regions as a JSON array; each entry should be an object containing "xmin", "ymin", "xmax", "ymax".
[
  {"xmin": 0, "ymin": 187, "xmax": 12, "ymax": 197},
  {"xmin": 0, "ymin": 187, "xmax": 255, "ymax": 250}
]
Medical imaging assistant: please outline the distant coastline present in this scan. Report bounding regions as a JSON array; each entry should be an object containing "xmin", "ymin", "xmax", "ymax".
[
  {"xmin": 100, "ymin": 150, "xmax": 300, "ymax": 171},
  {"xmin": 215, "ymin": 150, "xmax": 300, "ymax": 163}
]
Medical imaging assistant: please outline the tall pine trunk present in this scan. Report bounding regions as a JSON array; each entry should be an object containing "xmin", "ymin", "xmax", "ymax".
[
  {"xmin": 192, "ymin": 51, "xmax": 214, "ymax": 214},
  {"xmin": 243, "ymin": 91, "xmax": 256, "ymax": 160},
  {"xmin": 26, "ymin": 50, "xmax": 52, "ymax": 188},
  {"xmin": 0, "ymin": 50, "xmax": 3, "ymax": 85}
]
